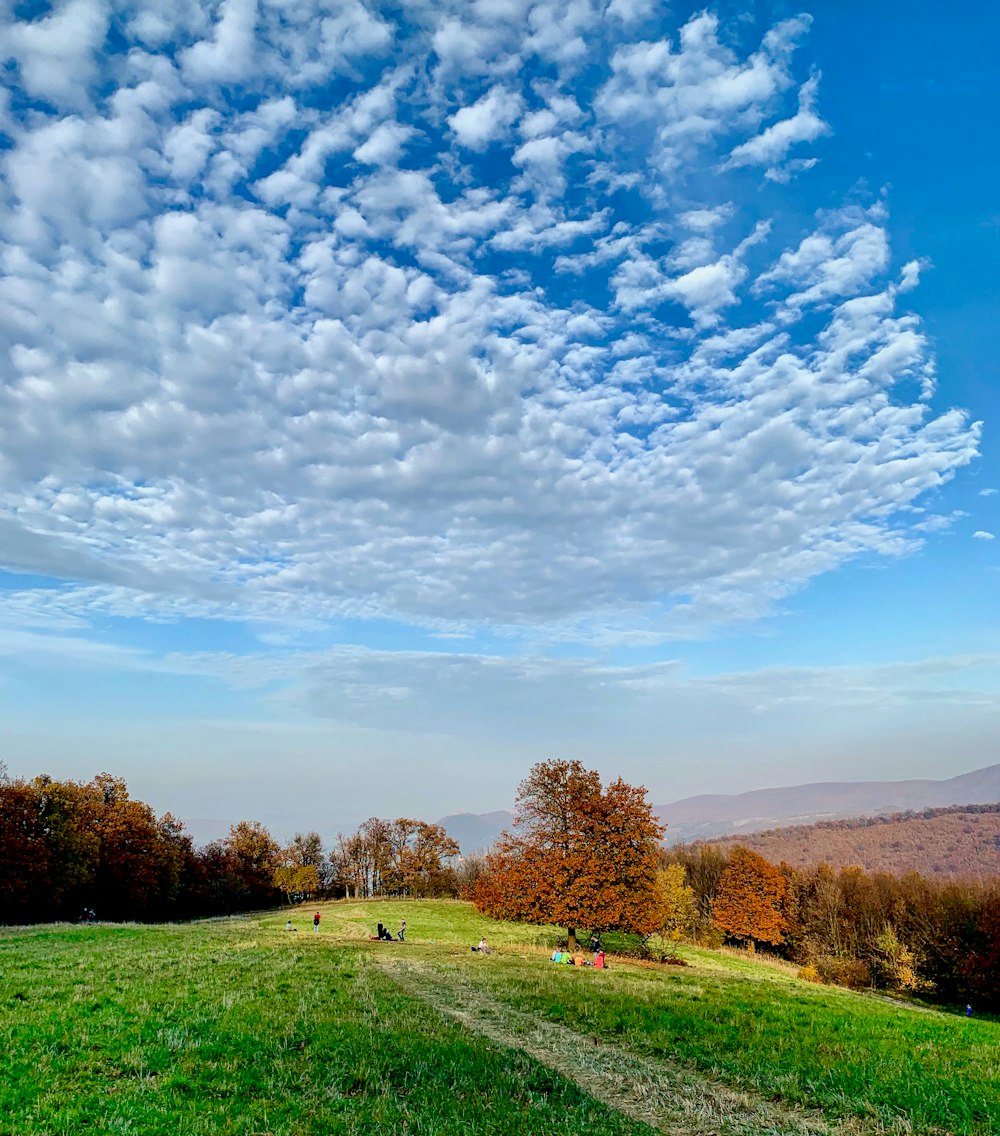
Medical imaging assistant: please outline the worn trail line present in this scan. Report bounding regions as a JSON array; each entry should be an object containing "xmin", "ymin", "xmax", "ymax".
[{"xmin": 379, "ymin": 959, "xmax": 909, "ymax": 1136}]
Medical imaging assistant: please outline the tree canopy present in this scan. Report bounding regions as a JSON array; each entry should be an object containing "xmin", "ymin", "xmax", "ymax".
[
  {"xmin": 473, "ymin": 759, "xmax": 664, "ymax": 948},
  {"xmin": 711, "ymin": 845, "xmax": 788, "ymax": 947}
]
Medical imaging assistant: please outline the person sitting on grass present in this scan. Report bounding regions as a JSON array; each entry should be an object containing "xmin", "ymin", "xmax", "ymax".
[
  {"xmin": 473, "ymin": 937, "xmax": 490, "ymax": 954},
  {"xmin": 551, "ymin": 949, "xmax": 562, "ymax": 962},
  {"xmin": 593, "ymin": 950, "xmax": 606, "ymax": 969}
]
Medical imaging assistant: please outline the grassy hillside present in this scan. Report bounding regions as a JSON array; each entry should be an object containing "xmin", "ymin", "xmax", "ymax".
[
  {"xmin": 2, "ymin": 900, "xmax": 997, "ymax": 1135},
  {"xmin": 709, "ymin": 802, "xmax": 1000, "ymax": 878}
]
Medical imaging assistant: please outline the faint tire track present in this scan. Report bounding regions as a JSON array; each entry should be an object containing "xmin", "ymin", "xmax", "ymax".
[{"xmin": 379, "ymin": 958, "xmax": 912, "ymax": 1136}]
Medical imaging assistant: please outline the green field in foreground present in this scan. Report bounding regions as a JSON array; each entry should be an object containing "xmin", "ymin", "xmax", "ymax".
[{"xmin": 0, "ymin": 900, "xmax": 996, "ymax": 1136}]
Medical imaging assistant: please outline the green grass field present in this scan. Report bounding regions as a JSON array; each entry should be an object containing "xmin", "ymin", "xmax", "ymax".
[{"xmin": 1, "ymin": 900, "xmax": 996, "ymax": 1135}]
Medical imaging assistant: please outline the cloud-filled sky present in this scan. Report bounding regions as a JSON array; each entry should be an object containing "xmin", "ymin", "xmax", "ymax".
[{"xmin": 1, "ymin": 0, "xmax": 997, "ymax": 839}]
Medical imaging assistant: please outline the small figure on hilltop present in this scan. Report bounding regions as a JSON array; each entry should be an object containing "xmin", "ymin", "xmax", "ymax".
[
  {"xmin": 313, "ymin": 911, "xmax": 321, "ymax": 932},
  {"xmin": 966, "ymin": 1004, "xmax": 973, "ymax": 1018},
  {"xmin": 398, "ymin": 919, "xmax": 406, "ymax": 942}
]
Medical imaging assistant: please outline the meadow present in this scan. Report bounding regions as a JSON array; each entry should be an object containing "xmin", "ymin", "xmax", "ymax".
[{"xmin": 1, "ymin": 899, "xmax": 996, "ymax": 1135}]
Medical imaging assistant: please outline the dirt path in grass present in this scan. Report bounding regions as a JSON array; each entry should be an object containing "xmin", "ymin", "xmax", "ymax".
[{"xmin": 379, "ymin": 958, "xmax": 908, "ymax": 1136}]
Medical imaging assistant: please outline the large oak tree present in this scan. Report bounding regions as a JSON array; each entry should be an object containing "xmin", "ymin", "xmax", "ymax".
[{"xmin": 473, "ymin": 760, "xmax": 664, "ymax": 949}]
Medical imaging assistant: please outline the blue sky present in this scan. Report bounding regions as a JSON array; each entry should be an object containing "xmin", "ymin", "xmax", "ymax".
[{"xmin": 0, "ymin": 0, "xmax": 997, "ymax": 841}]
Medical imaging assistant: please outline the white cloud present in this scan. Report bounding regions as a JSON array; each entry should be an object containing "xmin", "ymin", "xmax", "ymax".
[
  {"xmin": 180, "ymin": 0, "xmax": 258, "ymax": 85},
  {"xmin": 449, "ymin": 86, "xmax": 523, "ymax": 150},
  {"xmin": 3, "ymin": 0, "xmax": 109, "ymax": 111},
  {"xmin": 353, "ymin": 121, "xmax": 414, "ymax": 166},
  {"xmin": 596, "ymin": 13, "xmax": 813, "ymax": 175},
  {"xmin": 723, "ymin": 73, "xmax": 829, "ymax": 172},
  {"xmin": 973, "ymin": 531, "xmax": 995, "ymax": 540},
  {"xmin": 0, "ymin": 3, "xmax": 980, "ymax": 653},
  {"xmin": 678, "ymin": 205, "xmax": 733, "ymax": 233},
  {"xmin": 757, "ymin": 211, "xmax": 891, "ymax": 311}
]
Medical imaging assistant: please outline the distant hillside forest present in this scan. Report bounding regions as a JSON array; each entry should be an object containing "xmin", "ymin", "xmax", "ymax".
[{"xmin": 706, "ymin": 802, "xmax": 1000, "ymax": 879}]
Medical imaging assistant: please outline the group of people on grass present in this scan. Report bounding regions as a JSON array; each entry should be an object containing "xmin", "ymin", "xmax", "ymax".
[
  {"xmin": 373, "ymin": 919, "xmax": 405, "ymax": 941},
  {"xmin": 281, "ymin": 914, "xmax": 609, "ymax": 968},
  {"xmin": 284, "ymin": 912, "xmax": 323, "ymax": 932},
  {"xmin": 551, "ymin": 948, "xmax": 606, "ymax": 968},
  {"xmin": 283, "ymin": 913, "xmax": 408, "ymax": 941},
  {"xmin": 471, "ymin": 935, "xmax": 605, "ymax": 966}
]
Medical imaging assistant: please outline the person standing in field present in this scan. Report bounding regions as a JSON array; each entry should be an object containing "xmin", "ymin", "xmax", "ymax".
[
  {"xmin": 313, "ymin": 911, "xmax": 321, "ymax": 932},
  {"xmin": 398, "ymin": 918, "xmax": 406, "ymax": 941}
]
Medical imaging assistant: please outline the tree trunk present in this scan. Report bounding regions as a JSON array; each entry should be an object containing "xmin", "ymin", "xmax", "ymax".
[{"xmin": 567, "ymin": 926, "xmax": 577, "ymax": 951}]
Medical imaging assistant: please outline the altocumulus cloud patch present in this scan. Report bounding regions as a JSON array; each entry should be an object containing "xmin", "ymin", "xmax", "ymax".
[{"xmin": 0, "ymin": 1, "xmax": 979, "ymax": 643}]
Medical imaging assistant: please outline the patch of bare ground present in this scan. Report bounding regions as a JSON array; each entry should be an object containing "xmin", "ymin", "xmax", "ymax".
[{"xmin": 380, "ymin": 958, "xmax": 913, "ymax": 1136}]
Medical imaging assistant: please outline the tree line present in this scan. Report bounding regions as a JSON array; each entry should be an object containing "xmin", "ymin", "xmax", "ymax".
[
  {"xmin": 0, "ymin": 770, "xmax": 463, "ymax": 924},
  {"xmin": 666, "ymin": 842, "xmax": 1000, "ymax": 1009}
]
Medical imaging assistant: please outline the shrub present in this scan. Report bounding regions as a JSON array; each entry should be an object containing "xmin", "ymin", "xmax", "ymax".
[
  {"xmin": 797, "ymin": 964, "xmax": 821, "ymax": 983},
  {"xmin": 815, "ymin": 956, "xmax": 871, "ymax": 989}
]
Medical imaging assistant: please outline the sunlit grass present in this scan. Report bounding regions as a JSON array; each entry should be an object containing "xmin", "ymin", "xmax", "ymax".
[
  {"xmin": 0, "ymin": 916, "xmax": 650, "ymax": 1136},
  {"xmin": 2, "ymin": 901, "xmax": 998, "ymax": 1135},
  {"xmin": 422, "ymin": 934, "xmax": 1000, "ymax": 1135}
]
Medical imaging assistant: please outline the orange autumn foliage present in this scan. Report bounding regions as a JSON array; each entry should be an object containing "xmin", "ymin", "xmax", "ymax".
[
  {"xmin": 712, "ymin": 845, "xmax": 788, "ymax": 947},
  {"xmin": 473, "ymin": 760, "xmax": 664, "ymax": 947}
]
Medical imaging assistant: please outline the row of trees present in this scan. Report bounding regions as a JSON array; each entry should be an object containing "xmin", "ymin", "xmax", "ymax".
[
  {"xmin": 666, "ymin": 842, "xmax": 1000, "ymax": 1007},
  {"xmin": 0, "ymin": 769, "xmax": 304, "ymax": 921},
  {"xmin": 0, "ymin": 771, "xmax": 463, "ymax": 923},
  {"xmin": 1, "ymin": 772, "xmax": 201, "ymax": 922},
  {"xmin": 333, "ymin": 817, "xmax": 460, "ymax": 898}
]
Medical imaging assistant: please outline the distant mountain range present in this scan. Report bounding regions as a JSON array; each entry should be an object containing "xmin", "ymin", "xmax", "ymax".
[{"xmin": 439, "ymin": 763, "xmax": 1000, "ymax": 853}]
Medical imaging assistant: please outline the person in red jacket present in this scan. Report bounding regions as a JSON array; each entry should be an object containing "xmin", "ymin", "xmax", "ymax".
[{"xmin": 313, "ymin": 911, "xmax": 321, "ymax": 932}]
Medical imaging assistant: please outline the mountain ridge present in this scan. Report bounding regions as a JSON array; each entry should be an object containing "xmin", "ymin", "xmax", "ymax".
[
  {"xmin": 705, "ymin": 801, "xmax": 1000, "ymax": 879},
  {"xmin": 439, "ymin": 762, "xmax": 1000, "ymax": 853}
]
